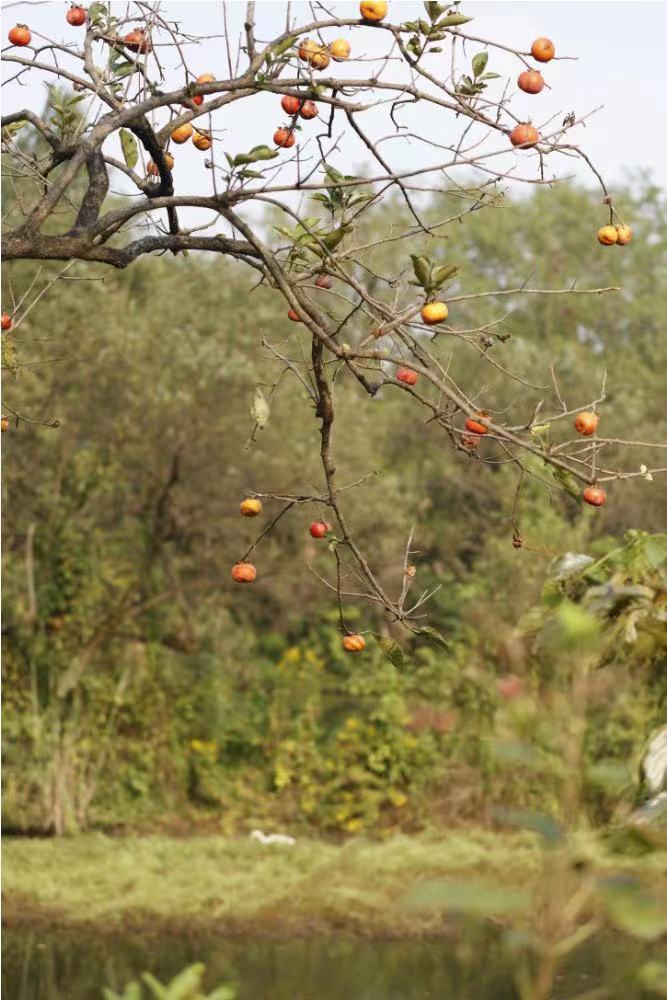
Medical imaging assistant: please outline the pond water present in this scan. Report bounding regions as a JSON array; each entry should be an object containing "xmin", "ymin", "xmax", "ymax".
[{"xmin": 2, "ymin": 927, "xmax": 661, "ymax": 999}]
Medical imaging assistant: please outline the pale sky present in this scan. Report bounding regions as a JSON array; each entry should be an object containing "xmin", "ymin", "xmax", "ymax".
[{"xmin": 2, "ymin": 0, "xmax": 665, "ymax": 231}]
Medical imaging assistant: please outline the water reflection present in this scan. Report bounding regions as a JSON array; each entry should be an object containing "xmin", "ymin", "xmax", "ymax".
[{"xmin": 2, "ymin": 927, "xmax": 661, "ymax": 999}]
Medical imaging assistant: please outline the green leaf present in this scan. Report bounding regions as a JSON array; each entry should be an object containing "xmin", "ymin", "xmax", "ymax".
[
  {"xmin": 480, "ymin": 72, "xmax": 501, "ymax": 80},
  {"xmin": 424, "ymin": 1, "xmax": 446, "ymax": 19},
  {"xmin": 412, "ymin": 625, "xmax": 449, "ymax": 649},
  {"xmin": 141, "ymin": 972, "xmax": 168, "ymax": 1000},
  {"xmin": 597, "ymin": 876, "xmax": 667, "ymax": 941},
  {"xmin": 410, "ymin": 254, "xmax": 432, "ymax": 289},
  {"xmin": 373, "ymin": 634, "xmax": 405, "ymax": 669},
  {"xmin": 237, "ymin": 169, "xmax": 266, "ymax": 179},
  {"xmin": 233, "ymin": 145, "xmax": 279, "ymax": 166},
  {"xmin": 324, "ymin": 164, "xmax": 345, "ymax": 185},
  {"xmin": 251, "ymin": 387, "xmax": 270, "ymax": 430},
  {"xmin": 114, "ymin": 61, "xmax": 139, "ymax": 79},
  {"xmin": 119, "ymin": 129, "xmax": 138, "ymax": 170},
  {"xmin": 436, "ymin": 13, "xmax": 474, "ymax": 27},
  {"xmin": 431, "ymin": 263, "xmax": 458, "ymax": 288},
  {"xmin": 207, "ymin": 987, "xmax": 237, "ymax": 1000},
  {"xmin": 403, "ymin": 879, "xmax": 529, "ymax": 916},
  {"xmin": 88, "ymin": 2, "xmax": 107, "ymax": 25},
  {"xmin": 165, "ymin": 963, "xmax": 206, "ymax": 999},
  {"xmin": 472, "ymin": 52, "xmax": 488, "ymax": 77},
  {"xmin": 274, "ymin": 35, "xmax": 298, "ymax": 57}
]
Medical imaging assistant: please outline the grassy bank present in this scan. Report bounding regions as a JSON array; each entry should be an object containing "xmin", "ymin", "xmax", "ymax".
[{"xmin": 4, "ymin": 831, "xmax": 667, "ymax": 938}]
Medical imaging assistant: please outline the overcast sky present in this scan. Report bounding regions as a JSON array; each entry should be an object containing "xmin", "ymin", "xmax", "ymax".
[{"xmin": 2, "ymin": 0, "xmax": 665, "ymax": 227}]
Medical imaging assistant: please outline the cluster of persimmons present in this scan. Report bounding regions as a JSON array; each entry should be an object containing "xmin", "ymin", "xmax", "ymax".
[{"xmin": 3, "ymin": 2, "xmax": 626, "ymax": 647}]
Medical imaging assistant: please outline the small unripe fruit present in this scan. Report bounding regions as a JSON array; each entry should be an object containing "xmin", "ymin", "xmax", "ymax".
[
  {"xmin": 192, "ymin": 130, "xmax": 212, "ymax": 151},
  {"xmin": 287, "ymin": 308, "xmax": 301, "ymax": 322},
  {"xmin": 274, "ymin": 127, "xmax": 296, "ymax": 148},
  {"xmin": 330, "ymin": 39, "xmax": 351, "ymax": 61},
  {"xmin": 421, "ymin": 301, "xmax": 448, "ymax": 325},
  {"xmin": 530, "ymin": 37, "xmax": 555, "ymax": 63},
  {"xmin": 465, "ymin": 416, "xmax": 489, "ymax": 435},
  {"xmin": 517, "ymin": 70, "xmax": 544, "ymax": 94},
  {"xmin": 309, "ymin": 520, "xmax": 328, "ymax": 539},
  {"xmin": 66, "ymin": 6, "xmax": 87, "ymax": 27},
  {"xmin": 396, "ymin": 367, "xmax": 417, "ymax": 386},
  {"xmin": 147, "ymin": 153, "xmax": 174, "ymax": 175},
  {"xmin": 281, "ymin": 95, "xmax": 302, "ymax": 115},
  {"xmin": 360, "ymin": 1, "xmax": 388, "ymax": 22},
  {"xmin": 231, "ymin": 562, "xmax": 257, "ymax": 583},
  {"xmin": 299, "ymin": 100, "xmax": 318, "ymax": 120},
  {"xmin": 1, "ymin": 314, "xmax": 12, "ymax": 332},
  {"xmin": 8, "ymin": 25, "xmax": 31, "ymax": 46},
  {"xmin": 315, "ymin": 273, "xmax": 333, "ymax": 289},
  {"xmin": 342, "ymin": 634, "xmax": 366, "ymax": 652},
  {"xmin": 509, "ymin": 123, "xmax": 540, "ymax": 148},
  {"xmin": 240, "ymin": 497, "xmax": 262, "ymax": 517},
  {"xmin": 597, "ymin": 225, "xmax": 618, "ymax": 246},
  {"xmin": 616, "ymin": 225, "xmax": 632, "ymax": 246},
  {"xmin": 573, "ymin": 411, "xmax": 599, "ymax": 436},
  {"xmin": 582, "ymin": 486, "xmax": 606, "ymax": 507},
  {"xmin": 171, "ymin": 123, "xmax": 194, "ymax": 144}
]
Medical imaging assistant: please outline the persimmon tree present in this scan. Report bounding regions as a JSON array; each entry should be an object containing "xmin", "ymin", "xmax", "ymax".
[{"xmin": 2, "ymin": 1, "xmax": 665, "ymax": 645}]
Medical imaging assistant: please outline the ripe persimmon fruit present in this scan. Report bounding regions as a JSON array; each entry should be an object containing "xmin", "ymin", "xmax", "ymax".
[
  {"xmin": 582, "ymin": 486, "xmax": 606, "ymax": 507},
  {"xmin": 192, "ymin": 130, "xmax": 212, "ymax": 151},
  {"xmin": 231, "ymin": 562, "xmax": 257, "ymax": 583},
  {"xmin": 8, "ymin": 25, "xmax": 31, "ymax": 46},
  {"xmin": 298, "ymin": 39, "xmax": 320, "ymax": 62},
  {"xmin": 287, "ymin": 308, "xmax": 301, "ymax": 322},
  {"xmin": 530, "ymin": 37, "xmax": 555, "ymax": 62},
  {"xmin": 616, "ymin": 225, "xmax": 632, "ymax": 245},
  {"xmin": 274, "ymin": 127, "xmax": 296, "ymax": 148},
  {"xmin": 300, "ymin": 100, "xmax": 318, "ymax": 120},
  {"xmin": 309, "ymin": 521, "xmax": 328, "ymax": 538},
  {"xmin": 240, "ymin": 498, "xmax": 262, "ymax": 517},
  {"xmin": 573, "ymin": 411, "xmax": 599, "ymax": 436},
  {"xmin": 421, "ymin": 301, "xmax": 448, "ymax": 325},
  {"xmin": 1, "ymin": 314, "xmax": 12, "ymax": 332},
  {"xmin": 509, "ymin": 123, "xmax": 540, "ymax": 148},
  {"xmin": 147, "ymin": 152, "xmax": 174, "ymax": 175},
  {"xmin": 517, "ymin": 70, "xmax": 544, "ymax": 94},
  {"xmin": 360, "ymin": 1, "xmax": 388, "ymax": 22},
  {"xmin": 465, "ymin": 414, "xmax": 489, "ymax": 435},
  {"xmin": 310, "ymin": 49, "xmax": 330, "ymax": 70},
  {"xmin": 66, "ymin": 6, "xmax": 87, "ymax": 27},
  {"xmin": 171, "ymin": 122, "xmax": 194, "ymax": 144},
  {"xmin": 397, "ymin": 367, "xmax": 417, "ymax": 386},
  {"xmin": 342, "ymin": 634, "xmax": 366, "ymax": 652},
  {"xmin": 597, "ymin": 225, "xmax": 618, "ymax": 246},
  {"xmin": 281, "ymin": 95, "xmax": 302, "ymax": 115},
  {"xmin": 330, "ymin": 39, "xmax": 351, "ymax": 61},
  {"xmin": 123, "ymin": 28, "xmax": 151, "ymax": 53}
]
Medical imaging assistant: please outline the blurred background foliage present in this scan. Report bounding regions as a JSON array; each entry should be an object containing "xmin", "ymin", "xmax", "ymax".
[{"xmin": 2, "ymin": 171, "xmax": 666, "ymax": 837}]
